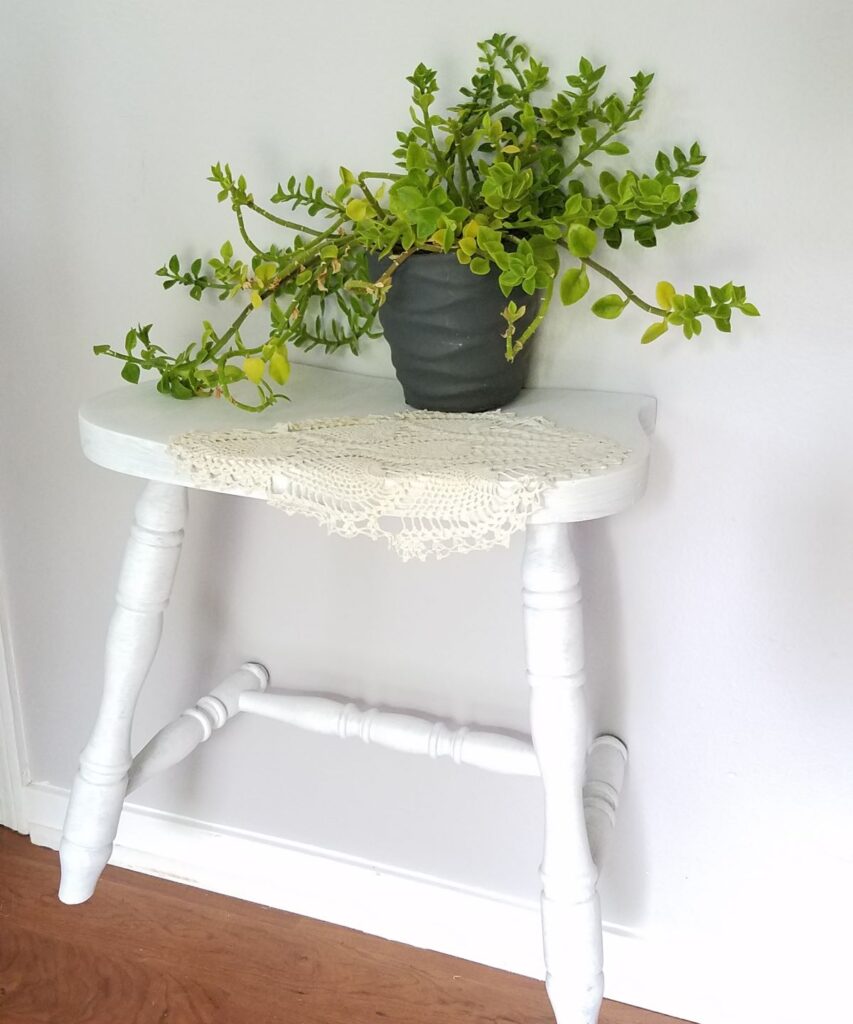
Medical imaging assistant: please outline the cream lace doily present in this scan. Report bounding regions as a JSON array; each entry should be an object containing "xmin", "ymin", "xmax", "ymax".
[{"xmin": 169, "ymin": 412, "xmax": 630, "ymax": 560}]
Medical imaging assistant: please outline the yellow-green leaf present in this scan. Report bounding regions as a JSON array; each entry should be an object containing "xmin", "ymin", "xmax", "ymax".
[
  {"xmin": 346, "ymin": 198, "xmax": 369, "ymax": 222},
  {"xmin": 591, "ymin": 294, "xmax": 627, "ymax": 319},
  {"xmin": 567, "ymin": 223, "xmax": 597, "ymax": 259},
  {"xmin": 656, "ymin": 280, "xmax": 676, "ymax": 310},
  {"xmin": 641, "ymin": 320, "xmax": 669, "ymax": 344},
  {"xmin": 250, "ymin": 290, "xmax": 263, "ymax": 309},
  {"xmin": 243, "ymin": 357, "xmax": 265, "ymax": 383},
  {"xmin": 559, "ymin": 266, "xmax": 590, "ymax": 306},
  {"xmin": 269, "ymin": 348, "xmax": 290, "ymax": 385}
]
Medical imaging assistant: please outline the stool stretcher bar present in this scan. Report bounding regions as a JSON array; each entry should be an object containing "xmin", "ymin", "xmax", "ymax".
[
  {"xmin": 123, "ymin": 667, "xmax": 624, "ymax": 873},
  {"xmin": 239, "ymin": 689, "xmax": 540, "ymax": 776},
  {"xmin": 126, "ymin": 663, "xmax": 269, "ymax": 794}
]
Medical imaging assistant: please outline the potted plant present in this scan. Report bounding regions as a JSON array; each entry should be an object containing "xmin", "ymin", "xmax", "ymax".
[{"xmin": 94, "ymin": 33, "xmax": 758, "ymax": 413}]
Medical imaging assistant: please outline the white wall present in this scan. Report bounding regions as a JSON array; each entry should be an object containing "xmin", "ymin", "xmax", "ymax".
[{"xmin": 2, "ymin": 2, "xmax": 852, "ymax": 1022}]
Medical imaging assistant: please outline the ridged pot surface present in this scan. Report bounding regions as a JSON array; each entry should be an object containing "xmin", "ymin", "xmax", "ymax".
[{"xmin": 371, "ymin": 252, "xmax": 541, "ymax": 413}]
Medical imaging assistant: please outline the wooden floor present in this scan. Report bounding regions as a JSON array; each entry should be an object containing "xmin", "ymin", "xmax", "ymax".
[{"xmin": 0, "ymin": 828, "xmax": 692, "ymax": 1024}]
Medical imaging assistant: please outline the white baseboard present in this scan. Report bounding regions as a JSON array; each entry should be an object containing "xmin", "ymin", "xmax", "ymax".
[{"xmin": 24, "ymin": 781, "xmax": 705, "ymax": 1022}]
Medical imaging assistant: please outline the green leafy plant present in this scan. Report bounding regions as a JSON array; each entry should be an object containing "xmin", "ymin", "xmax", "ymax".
[{"xmin": 95, "ymin": 33, "xmax": 758, "ymax": 410}]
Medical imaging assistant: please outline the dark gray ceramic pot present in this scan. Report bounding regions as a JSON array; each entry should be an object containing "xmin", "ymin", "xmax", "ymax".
[{"xmin": 370, "ymin": 252, "xmax": 541, "ymax": 413}]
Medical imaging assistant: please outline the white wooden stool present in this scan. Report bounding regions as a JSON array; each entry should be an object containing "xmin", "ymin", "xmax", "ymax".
[{"xmin": 61, "ymin": 367, "xmax": 655, "ymax": 1024}]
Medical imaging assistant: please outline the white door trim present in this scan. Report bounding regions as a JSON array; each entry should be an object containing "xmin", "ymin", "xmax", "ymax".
[{"xmin": 0, "ymin": 566, "xmax": 29, "ymax": 833}]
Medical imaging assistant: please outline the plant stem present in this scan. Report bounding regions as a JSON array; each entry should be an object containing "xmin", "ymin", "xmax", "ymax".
[
  {"xmin": 357, "ymin": 176, "xmax": 386, "ymax": 219},
  {"xmin": 202, "ymin": 220, "xmax": 350, "ymax": 367},
  {"xmin": 360, "ymin": 171, "xmax": 402, "ymax": 180},
  {"xmin": 246, "ymin": 201, "xmax": 324, "ymax": 236},
  {"xmin": 282, "ymin": 218, "xmax": 347, "ymax": 269},
  {"xmin": 454, "ymin": 138, "xmax": 472, "ymax": 206},
  {"xmin": 374, "ymin": 247, "xmax": 415, "ymax": 289},
  {"xmin": 563, "ymin": 123, "xmax": 621, "ymax": 178},
  {"xmin": 417, "ymin": 107, "xmax": 462, "ymax": 205},
  {"xmin": 510, "ymin": 277, "xmax": 554, "ymax": 357},
  {"xmin": 562, "ymin": 84, "xmax": 647, "ymax": 178},
  {"xmin": 235, "ymin": 207, "xmax": 262, "ymax": 255},
  {"xmin": 581, "ymin": 256, "xmax": 667, "ymax": 315},
  {"xmin": 206, "ymin": 302, "xmax": 255, "ymax": 360}
]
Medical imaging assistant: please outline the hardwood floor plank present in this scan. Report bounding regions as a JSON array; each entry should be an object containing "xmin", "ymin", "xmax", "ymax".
[
  {"xmin": 0, "ymin": 921, "xmax": 231, "ymax": 1024},
  {"xmin": 0, "ymin": 828, "xmax": 693, "ymax": 1024}
]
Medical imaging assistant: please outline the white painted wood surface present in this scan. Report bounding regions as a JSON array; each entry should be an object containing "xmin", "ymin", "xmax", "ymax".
[
  {"xmin": 0, "ymin": 594, "xmax": 29, "ymax": 833},
  {"xmin": 524, "ymin": 523, "xmax": 607, "ymax": 1023},
  {"xmin": 79, "ymin": 368, "xmax": 655, "ymax": 523},
  {"xmin": 61, "ymin": 371, "xmax": 649, "ymax": 1023},
  {"xmin": 583, "ymin": 736, "xmax": 628, "ymax": 872},
  {"xmin": 59, "ymin": 481, "xmax": 187, "ymax": 904},
  {"xmin": 239, "ymin": 689, "xmax": 540, "ymax": 776},
  {"xmin": 127, "ymin": 663, "xmax": 269, "ymax": 794}
]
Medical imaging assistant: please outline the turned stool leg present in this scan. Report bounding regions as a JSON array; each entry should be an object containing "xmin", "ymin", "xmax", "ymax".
[
  {"xmin": 59, "ymin": 481, "xmax": 187, "ymax": 904},
  {"xmin": 524, "ymin": 523, "xmax": 606, "ymax": 1024}
]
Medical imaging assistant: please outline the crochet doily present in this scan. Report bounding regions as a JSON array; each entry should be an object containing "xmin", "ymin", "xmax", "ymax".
[{"xmin": 169, "ymin": 412, "xmax": 630, "ymax": 561}]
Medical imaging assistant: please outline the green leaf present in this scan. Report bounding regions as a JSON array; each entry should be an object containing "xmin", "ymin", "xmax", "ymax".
[
  {"xmin": 269, "ymin": 349, "xmax": 290, "ymax": 385},
  {"xmin": 497, "ymin": 271, "xmax": 516, "ymax": 298},
  {"xmin": 739, "ymin": 302, "xmax": 760, "ymax": 316},
  {"xmin": 564, "ymin": 193, "xmax": 584, "ymax": 218},
  {"xmin": 641, "ymin": 321, "xmax": 669, "ymax": 344},
  {"xmin": 168, "ymin": 254, "xmax": 179, "ymax": 274},
  {"xmin": 656, "ymin": 281, "xmax": 676, "ymax": 310},
  {"xmin": 469, "ymin": 257, "xmax": 491, "ymax": 275},
  {"xmin": 567, "ymin": 223, "xmax": 597, "ymax": 259},
  {"xmin": 603, "ymin": 225, "xmax": 623, "ymax": 249},
  {"xmin": 243, "ymin": 357, "xmax": 265, "ymax": 383},
  {"xmin": 595, "ymin": 204, "xmax": 618, "ymax": 228},
  {"xmin": 559, "ymin": 267, "xmax": 590, "ymax": 306},
  {"xmin": 599, "ymin": 170, "xmax": 618, "ymax": 199},
  {"xmin": 693, "ymin": 285, "xmax": 711, "ymax": 308},
  {"xmin": 121, "ymin": 361, "xmax": 141, "ymax": 384},
  {"xmin": 406, "ymin": 142, "xmax": 430, "ymax": 170},
  {"xmin": 602, "ymin": 141, "xmax": 629, "ymax": 156},
  {"xmin": 634, "ymin": 224, "xmax": 656, "ymax": 247},
  {"xmin": 591, "ymin": 294, "xmax": 627, "ymax": 319},
  {"xmin": 346, "ymin": 198, "xmax": 369, "ymax": 222},
  {"xmin": 92, "ymin": 344, "xmax": 110, "ymax": 355}
]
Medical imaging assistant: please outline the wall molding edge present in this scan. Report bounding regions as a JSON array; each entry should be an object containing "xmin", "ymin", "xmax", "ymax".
[{"xmin": 0, "ymin": 580, "xmax": 28, "ymax": 833}]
